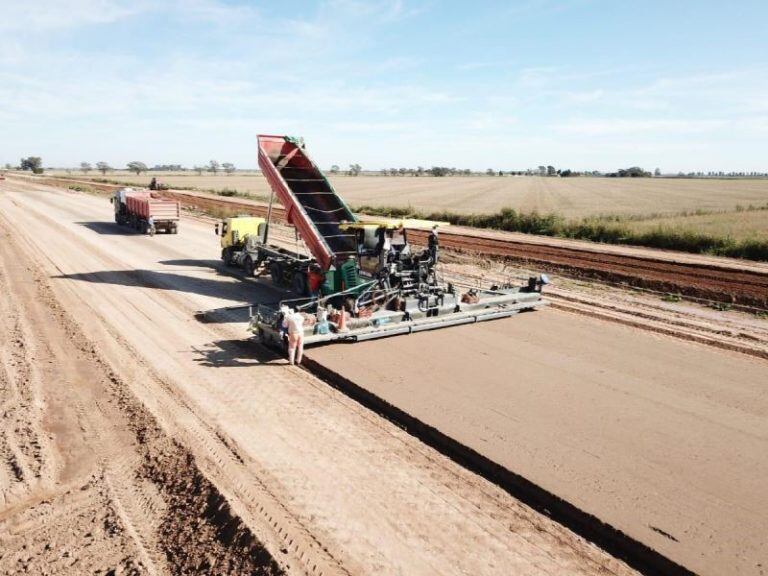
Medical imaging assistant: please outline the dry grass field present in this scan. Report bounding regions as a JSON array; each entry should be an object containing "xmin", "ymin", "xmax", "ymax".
[
  {"xmin": 626, "ymin": 209, "xmax": 768, "ymax": 241},
  {"xmin": 51, "ymin": 170, "xmax": 768, "ymax": 219}
]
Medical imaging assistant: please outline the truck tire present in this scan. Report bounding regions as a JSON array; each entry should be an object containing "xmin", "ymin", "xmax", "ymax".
[
  {"xmin": 291, "ymin": 271, "xmax": 308, "ymax": 296},
  {"xmin": 244, "ymin": 256, "xmax": 255, "ymax": 276},
  {"xmin": 222, "ymin": 247, "xmax": 233, "ymax": 265},
  {"xmin": 149, "ymin": 225, "xmax": 156, "ymax": 237},
  {"xmin": 269, "ymin": 261, "xmax": 284, "ymax": 286}
]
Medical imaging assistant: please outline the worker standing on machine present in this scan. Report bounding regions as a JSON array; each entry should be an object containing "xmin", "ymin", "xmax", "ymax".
[
  {"xmin": 428, "ymin": 224, "xmax": 439, "ymax": 264},
  {"xmin": 308, "ymin": 264, "xmax": 324, "ymax": 298},
  {"xmin": 376, "ymin": 226, "xmax": 392, "ymax": 270}
]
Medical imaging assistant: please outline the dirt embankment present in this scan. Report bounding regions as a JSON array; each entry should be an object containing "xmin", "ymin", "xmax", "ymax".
[{"xmin": 0, "ymin": 220, "xmax": 282, "ymax": 574}]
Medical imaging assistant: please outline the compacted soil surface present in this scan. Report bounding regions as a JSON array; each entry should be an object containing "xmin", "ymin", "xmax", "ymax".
[{"xmin": 308, "ymin": 309, "xmax": 768, "ymax": 576}]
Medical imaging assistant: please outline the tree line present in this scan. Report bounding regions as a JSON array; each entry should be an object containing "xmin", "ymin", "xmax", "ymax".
[{"xmin": 75, "ymin": 160, "xmax": 237, "ymax": 175}]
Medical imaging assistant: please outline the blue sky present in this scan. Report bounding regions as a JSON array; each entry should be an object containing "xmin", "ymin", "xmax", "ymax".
[{"xmin": 1, "ymin": 0, "xmax": 767, "ymax": 172}]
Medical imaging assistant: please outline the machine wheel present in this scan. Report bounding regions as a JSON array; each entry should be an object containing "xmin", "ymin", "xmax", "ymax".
[
  {"xmin": 149, "ymin": 225, "xmax": 156, "ymax": 237},
  {"xmin": 244, "ymin": 256, "xmax": 255, "ymax": 277},
  {"xmin": 269, "ymin": 261, "xmax": 284, "ymax": 286},
  {"xmin": 291, "ymin": 271, "xmax": 308, "ymax": 296},
  {"xmin": 172, "ymin": 225, "xmax": 178, "ymax": 234},
  {"xmin": 222, "ymin": 247, "xmax": 234, "ymax": 265}
]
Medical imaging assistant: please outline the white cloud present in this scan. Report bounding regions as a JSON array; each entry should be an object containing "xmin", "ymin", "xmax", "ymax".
[
  {"xmin": 0, "ymin": 0, "xmax": 149, "ymax": 31},
  {"xmin": 557, "ymin": 118, "xmax": 729, "ymax": 136}
]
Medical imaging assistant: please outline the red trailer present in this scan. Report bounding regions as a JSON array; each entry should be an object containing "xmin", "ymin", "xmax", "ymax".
[{"xmin": 112, "ymin": 188, "xmax": 180, "ymax": 235}]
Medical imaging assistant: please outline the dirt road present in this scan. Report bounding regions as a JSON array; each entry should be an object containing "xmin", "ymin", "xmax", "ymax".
[{"xmin": 0, "ymin": 180, "xmax": 635, "ymax": 574}]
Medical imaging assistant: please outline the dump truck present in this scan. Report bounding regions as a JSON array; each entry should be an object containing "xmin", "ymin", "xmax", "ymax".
[
  {"xmin": 217, "ymin": 215, "xmax": 316, "ymax": 294},
  {"xmin": 112, "ymin": 188, "xmax": 180, "ymax": 235}
]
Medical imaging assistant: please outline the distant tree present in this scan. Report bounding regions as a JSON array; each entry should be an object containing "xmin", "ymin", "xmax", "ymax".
[
  {"xmin": 486, "ymin": 168, "xmax": 495, "ymax": 176},
  {"xmin": 348, "ymin": 163, "xmax": 362, "ymax": 176},
  {"xmin": 560, "ymin": 169, "xmax": 573, "ymax": 177},
  {"xmin": 622, "ymin": 166, "xmax": 651, "ymax": 177},
  {"xmin": 193, "ymin": 165, "xmax": 204, "ymax": 175},
  {"xmin": 498, "ymin": 170, "xmax": 504, "ymax": 176},
  {"xmin": 654, "ymin": 168, "xmax": 662, "ymax": 177},
  {"xmin": 222, "ymin": 162, "xmax": 236, "ymax": 175},
  {"xmin": 152, "ymin": 164, "xmax": 184, "ymax": 171},
  {"xmin": 208, "ymin": 160, "xmax": 220, "ymax": 174},
  {"xmin": 415, "ymin": 166, "xmax": 424, "ymax": 177},
  {"xmin": 430, "ymin": 166, "xmax": 450, "ymax": 177},
  {"xmin": 80, "ymin": 162, "xmax": 92, "ymax": 174},
  {"xmin": 127, "ymin": 161, "xmax": 148, "ymax": 175},
  {"xmin": 547, "ymin": 165, "xmax": 556, "ymax": 176},
  {"xmin": 3, "ymin": 163, "xmax": 11, "ymax": 170},
  {"xmin": 96, "ymin": 161, "xmax": 112, "ymax": 175},
  {"xmin": 329, "ymin": 165, "xmax": 340, "ymax": 174},
  {"xmin": 20, "ymin": 156, "xmax": 43, "ymax": 174},
  {"xmin": 538, "ymin": 165, "xmax": 546, "ymax": 176}
]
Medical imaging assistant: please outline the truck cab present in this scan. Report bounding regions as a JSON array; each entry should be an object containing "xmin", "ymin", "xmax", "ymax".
[{"xmin": 217, "ymin": 216, "xmax": 267, "ymax": 250}]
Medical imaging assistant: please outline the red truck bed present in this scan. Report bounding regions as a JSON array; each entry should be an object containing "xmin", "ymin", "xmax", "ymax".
[
  {"xmin": 258, "ymin": 135, "xmax": 358, "ymax": 271},
  {"xmin": 126, "ymin": 194, "xmax": 180, "ymax": 221}
]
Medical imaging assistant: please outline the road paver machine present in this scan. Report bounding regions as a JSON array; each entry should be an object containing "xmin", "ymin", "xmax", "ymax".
[{"xmin": 236, "ymin": 135, "xmax": 547, "ymax": 346}]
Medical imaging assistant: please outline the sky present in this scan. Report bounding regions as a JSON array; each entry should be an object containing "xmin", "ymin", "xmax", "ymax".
[{"xmin": 1, "ymin": 0, "xmax": 767, "ymax": 172}]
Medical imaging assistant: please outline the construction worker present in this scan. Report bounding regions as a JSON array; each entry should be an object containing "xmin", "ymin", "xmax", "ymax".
[
  {"xmin": 307, "ymin": 264, "xmax": 324, "ymax": 298},
  {"xmin": 428, "ymin": 224, "xmax": 439, "ymax": 264},
  {"xmin": 286, "ymin": 309, "xmax": 305, "ymax": 365},
  {"xmin": 376, "ymin": 227, "xmax": 392, "ymax": 269},
  {"xmin": 149, "ymin": 177, "xmax": 158, "ymax": 190},
  {"xmin": 314, "ymin": 307, "xmax": 330, "ymax": 335}
]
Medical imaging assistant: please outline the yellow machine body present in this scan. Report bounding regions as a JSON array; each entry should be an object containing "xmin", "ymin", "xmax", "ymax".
[{"xmin": 219, "ymin": 216, "xmax": 266, "ymax": 249}]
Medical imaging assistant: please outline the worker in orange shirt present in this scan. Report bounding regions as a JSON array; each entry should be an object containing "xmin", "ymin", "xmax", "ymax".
[{"xmin": 308, "ymin": 264, "xmax": 324, "ymax": 298}]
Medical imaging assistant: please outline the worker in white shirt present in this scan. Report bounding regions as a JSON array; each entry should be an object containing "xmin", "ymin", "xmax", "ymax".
[{"xmin": 286, "ymin": 309, "xmax": 305, "ymax": 365}]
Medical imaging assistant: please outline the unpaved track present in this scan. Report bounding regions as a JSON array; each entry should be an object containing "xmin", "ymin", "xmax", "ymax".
[{"xmin": 0, "ymin": 182, "xmax": 634, "ymax": 574}]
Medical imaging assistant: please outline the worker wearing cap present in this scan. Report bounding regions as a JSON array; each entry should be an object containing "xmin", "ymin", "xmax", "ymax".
[
  {"xmin": 428, "ymin": 224, "xmax": 439, "ymax": 264},
  {"xmin": 286, "ymin": 309, "xmax": 305, "ymax": 365}
]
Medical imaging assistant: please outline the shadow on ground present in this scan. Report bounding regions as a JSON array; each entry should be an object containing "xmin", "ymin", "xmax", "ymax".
[
  {"xmin": 77, "ymin": 221, "xmax": 139, "ymax": 235},
  {"xmin": 52, "ymin": 268, "xmax": 279, "ymax": 308},
  {"xmin": 194, "ymin": 339, "xmax": 282, "ymax": 368}
]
